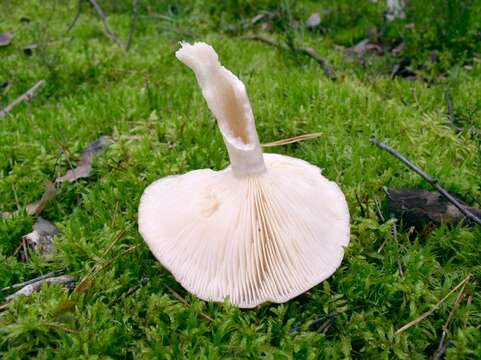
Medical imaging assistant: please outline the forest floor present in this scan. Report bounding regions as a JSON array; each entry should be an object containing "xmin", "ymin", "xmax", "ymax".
[{"xmin": 1, "ymin": 1, "xmax": 480, "ymax": 358}]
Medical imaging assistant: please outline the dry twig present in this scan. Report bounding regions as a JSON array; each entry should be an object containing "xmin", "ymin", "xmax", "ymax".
[
  {"xmin": 396, "ymin": 274, "xmax": 471, "ymax": 335},
  {"xmin": 1, "ymin": 270, "xmax": 64, "ymax": 292},
  {"xmin": 166, "ymin": 285, "xmax": 214, "ymax": 322},
  {"xmin": 443, "ymin": 92, "xmax": 481, "ymax": 137},
  {"xmin": 391, "ymin": 220, "xmax": 404, "ymax": 277},
  {"xmin": 432, "ymin": 282, "xmax": 467, "ymax": 360},
  {"xmin": 243, "ymin": 35, "xmax": 336, "ymax": 80},
  {"xmin": 370, "ymin": 138, "xmax": 481, "ymax": 226},
  {"xmin": 88, "ymin": 0, "xmax": 125, "ymax": 50},
  {"xmin": 0, "ymin": 80, "xmax": 45, "ymax": 118},
  {"xmin": 74, "ymin": 244, "xmax": 138, "ymax": 293},
  {"xmin": 126, "ymin": 0, "xmax": 138, "ymax": 51},
  {"xmin": 66, "ymin": 0, "xmax": 83, "ymax": 33},
  {"xmin": 74, "ymin": 230, "xmax": 127, "ymax": 293},
  {"xmin": 1, "ymin": 274, "xmax": 75, "ymax": 311},
  {"xmin": 445, "ymin": 92, "xmax": 455, "ymax": 124},
  {"xmin": 261, "ymin": 132, "xmax": 322, "ymax": 147},
  {"xmin": 108, "ymin": 277, "xmax": 149, "ymax": 307}
]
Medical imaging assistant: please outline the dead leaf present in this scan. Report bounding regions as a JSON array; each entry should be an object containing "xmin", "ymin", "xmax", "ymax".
[
  {"xmin": 348, "ymin": 38, "xmax": 383, "ymax": 57},
  {"xmin": 26, "ymin": 181, "xmax": 57, "ymax": 216},
  {"xmin": 56, "ymin": 136, "xmax": 113, "ymax": 183},
  {"xmin": 306, "ymin": 12, "xmax": 321, "ymax": 29},
  {"xmin": 22, "ymin": 217, "xmax": 58, "ymax": 256},
  {"xmin": 387, "ymin": 188, "xmax": 481, "ymax": 229},
  {"xmin": 1, "ymin": 136, "xmax": 112, "ymax": 219},
  {"xmin": 0, "ymin": 32, "xmax": 12, "ymax": 47}
]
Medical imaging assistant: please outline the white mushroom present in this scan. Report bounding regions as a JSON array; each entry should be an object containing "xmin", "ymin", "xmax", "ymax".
[{"xmin": 138, "ymin": 42, "xmax": 350, "ymax": 308}]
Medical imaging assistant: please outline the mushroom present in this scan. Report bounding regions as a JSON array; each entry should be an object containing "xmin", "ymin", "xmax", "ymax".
[{"xmin": 138, "ymin": 42, "xmax": 350, "ymax": 308}]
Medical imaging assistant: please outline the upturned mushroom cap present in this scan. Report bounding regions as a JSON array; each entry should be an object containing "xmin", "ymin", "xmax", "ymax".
[{"xmin": 138, "ymin": 42, "xmax": 350, "ymax": 308}]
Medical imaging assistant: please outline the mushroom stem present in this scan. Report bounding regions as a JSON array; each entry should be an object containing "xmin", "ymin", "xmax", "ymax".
[{"xmin": 176, "ymin": 42, "xmax": 266, "ymax": 177}]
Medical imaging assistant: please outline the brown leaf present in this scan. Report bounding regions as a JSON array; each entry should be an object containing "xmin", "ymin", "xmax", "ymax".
[
  {"xmin": 1, "ymin": 136, "xmax": 112, "ymax": 219},
  {"xmin": 306, "ymin": 12, "xmax": 321, "ymax": 29},
  {"xmin": 0, "ymin": 32, "xmax": 12, "ymax": 47},
  {"xmin": 26, "ymin": 181, "xmax": 57, "ymax": 216},
  {"xmin": 56, "ymin": 136, "xmax": 113, "ymax": 183},
  {"xmin": 22, "ymin": 217, "xmax": 58, "ymax": 256},
  {"xmin": 387, "ymin": 188, "xmax": 481, "ymax": 229}
]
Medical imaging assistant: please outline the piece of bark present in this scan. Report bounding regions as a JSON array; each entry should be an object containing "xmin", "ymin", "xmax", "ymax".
[
  {"xmin": 387, "ymin": 188, "xmax": 481, "ymax": 228},
  {"xmin": 3, "ymin": 275, "xmax": 75, "ymax": 304}
]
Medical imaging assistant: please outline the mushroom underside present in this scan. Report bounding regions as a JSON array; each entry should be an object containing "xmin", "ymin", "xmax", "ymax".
[{"xmin": 139, "ymin": 153, "xmax": 350, "ymax": 308}]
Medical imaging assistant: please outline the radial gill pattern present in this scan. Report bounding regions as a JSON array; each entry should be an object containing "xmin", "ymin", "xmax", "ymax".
[{"xmin": 138, "ymin": 153, "xmax": 350, "ymax": 308}]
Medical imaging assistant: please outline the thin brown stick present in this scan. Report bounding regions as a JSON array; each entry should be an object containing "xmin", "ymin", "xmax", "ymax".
[
  {"xmin": 11, "ymin": 184, "xmax": 20, "ymax": 212},
  {"xmin": 74, "ymin": 230, "xmax": 127, "ymax": 293},
  {"xmin": 126, "ymin": 0, "xmax": 138, "ymax": 51},
  {"xmin": 395, "ymin": 274, "xmax": 471, "ymax": 335},
  {"xmin": 0, "ymin": 80, "xmax": 45, "ymax": 118},
  {"xmin": 262, "ymin": 132, "xmax": 322, "ymax": 147},
  {"xmin": 243, "ymin": 35, "xmax": 336, "ymax": 80},
  {"xmin": 444, "ymin": 92, "xmax": 455, "ymax": 124},
  {"xmin": 66, "ymin": 0, "xmax": 83, "ymax": 33},
  {"xmin": 108, "ymin": 277, "xmax": 149, "ymax": 307},
  {"xmin": 463, "ymin": 294, "xmax": 473, "ymax": 328},
  {"xmin": 392, "ymin": 220, "xmax": 404, "ymax": 277},
  {"xmin": 370, "ymin": 138, "xmax": 481, "ymax": 226},
  {"xmin": 355, "ymin": 191, "xmax": 366, "ymax": 218},
  {"xmin": 45, "ymin": 322, "xmax": 79, "ymax": 334},
  {"xmin": 99, "ymin": 230, "xmax": 127, "ymax": 259},
  {"xmin": 374, "ymin": 196, "xmax": 386, "ymax": 222},
  {"xmin": 53, "ymin": 137, "xmax": 76, "ymax": 172},
  {"xmin": 166, "ymin": 285, "xmax": 213, "ymax": 322},
  {"xmin": 74, "ymin": 245, "xmax": 138, "ymax": 293},
  {"xmin": 432, "ymin": 281, "xmax": 467, "ymax": 360},
  {"xmin": 442, "ymin": 288, "xmax": 466, "ymax": 333},
  {"xmin": 88, "ymin": 0, "xmax": 125, "ymax": 50},
  {"xmin": 444, "ymin": 92, "xmax": 481, "ymax": 137},
  {"xmin": 22, "ymin": 238, "xmax": 29, "ymax": 263}
]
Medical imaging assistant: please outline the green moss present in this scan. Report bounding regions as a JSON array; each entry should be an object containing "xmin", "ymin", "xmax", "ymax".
[{"xmin": 1, "ymin": 0, "xmax": 480, "ymax": 358}]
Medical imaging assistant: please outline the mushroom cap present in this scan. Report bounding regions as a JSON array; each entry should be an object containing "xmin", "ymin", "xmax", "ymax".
[{"xmin": 139, "ymin": 153, "xmax": 349, "ymax": 308}]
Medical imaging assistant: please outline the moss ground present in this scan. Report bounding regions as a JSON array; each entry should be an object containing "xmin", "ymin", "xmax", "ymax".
[{"xmin": 1, "ymin": 1, "xmax": 480, "ymax": 358}]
